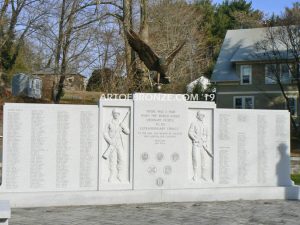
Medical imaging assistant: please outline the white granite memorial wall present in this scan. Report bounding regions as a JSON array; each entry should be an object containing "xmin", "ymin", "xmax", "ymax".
[{"xmin": 0, "ymin": 95, "xmax": 296, "ymax": 207}]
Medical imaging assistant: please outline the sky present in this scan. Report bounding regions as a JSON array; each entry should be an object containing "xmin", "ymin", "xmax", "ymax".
[{"xmin": 212, "ymin": 0, "xmax": 298, "ymax": 16}]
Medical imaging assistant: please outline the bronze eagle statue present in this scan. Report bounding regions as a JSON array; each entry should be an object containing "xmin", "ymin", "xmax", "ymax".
[{"xmin": 125, "ymin": 28, "xmax": 186, "ymax": 85}]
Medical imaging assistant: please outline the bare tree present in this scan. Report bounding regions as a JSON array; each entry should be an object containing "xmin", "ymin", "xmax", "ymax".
[
  {"xmin": 33, "ymin": 0, "xmax": 124, "ymax": 103},
  {"xmin": 30, "ymin": 0, "xmax": 207, "ymax": 97},
  {"xmin": 0, "ymin": 0, "xmax": 47, "ymax": 76},
  {"xmin": 146, "ymin": 0, "xmax": 205, "ymax": 93},
  {"xmin": 255, "ymin": 3, "xmax": 300, "ymax": 133}
]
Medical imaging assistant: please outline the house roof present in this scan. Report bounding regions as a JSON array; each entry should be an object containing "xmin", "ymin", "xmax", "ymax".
[{"xmin": 211, "ymin": 27, "xmax": 291, "ymax": 82}]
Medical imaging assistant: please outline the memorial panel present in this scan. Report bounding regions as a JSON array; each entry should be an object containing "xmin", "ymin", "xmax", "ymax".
[
  {"xmin": 215, "ymin": 109, "xmax": 292, "ymax": 186},
  {"xmin": 186, "ymin": 101, "xmax": 216, "ymax": 188},
  {"xmin": 98, "ymin": 99, "xmax": 133, "ymax": 190},
  {"xmin": 133, "ymin": 94, "xmax": 189, "ymax": 189},
  {"xmin": 1, "ymin": 103, "xmax": 98, "ymax": 192}
]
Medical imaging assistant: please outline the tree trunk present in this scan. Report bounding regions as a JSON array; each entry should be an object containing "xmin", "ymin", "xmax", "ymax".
[
  {"xmin": 139, "ymin": 0, "xmax": 149, "ymax": 43},
  {"xmin": 123, "ymin": 0, "xmax": 135, "ymax": 81},
  {"xmin": 52, "ymin": 0, "xmax": 66, "ymax": 103},
  {"xmin": 55, "ymin": 0, "xmax": 66, "ymax": 75},
  {"xmin": 137, "ymin": 0, "xmax": 150, "ymax": 90},
  {"xmin": 54, "ymin": 0, "xmax": 78, "ymax": 104}
]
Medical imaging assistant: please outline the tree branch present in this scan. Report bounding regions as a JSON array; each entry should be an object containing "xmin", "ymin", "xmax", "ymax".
[{"xmin": 72, "ymin": 13, "xmax": 123, "ymax": 30}]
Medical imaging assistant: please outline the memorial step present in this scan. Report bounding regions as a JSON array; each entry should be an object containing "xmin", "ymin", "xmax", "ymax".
[{"xmin": 0, "ymin": 201, "xmax": 10, "ymax": 225}]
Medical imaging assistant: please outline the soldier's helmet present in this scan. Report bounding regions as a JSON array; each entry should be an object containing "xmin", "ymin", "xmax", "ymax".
[
  {"xmin": 112, "ymin": 108, "xmax": 120, "ymax": 115},
  {"xmin": 196, "ymin": 111, "xmax": 205, "ymax": 120}
]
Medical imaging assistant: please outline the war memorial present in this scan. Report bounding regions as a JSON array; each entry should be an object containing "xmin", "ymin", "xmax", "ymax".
[{"xmin": 0, "ymin": 93, "xmax": 298, "ymax": 212}]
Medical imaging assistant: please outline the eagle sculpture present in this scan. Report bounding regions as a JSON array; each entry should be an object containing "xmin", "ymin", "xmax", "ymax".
[{"xmin": 125, "ymin": 28, "xmax": 186, "ymax": 85}]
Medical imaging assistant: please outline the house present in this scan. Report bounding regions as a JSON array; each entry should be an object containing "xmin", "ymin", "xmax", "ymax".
[
  {"xmin": 33, "ymin": 68, "xmax": 86, "ymax": 93},
  {"xmin": 12, "ymin": 73, "xmax": 42, "ymax": 99},
  {"xmin": 211, "ymin": 27, "xmax": 299, "ymax": 122}
]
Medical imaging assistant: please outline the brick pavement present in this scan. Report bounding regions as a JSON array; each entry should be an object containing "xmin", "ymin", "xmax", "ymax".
[{"xmin": 10, "ymin": 200, "xmax": 300, "ymax": 225}]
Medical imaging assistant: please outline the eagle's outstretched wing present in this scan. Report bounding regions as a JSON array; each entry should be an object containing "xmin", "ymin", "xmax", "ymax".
[
  {"xmin": 125, "ymin": 29, "xmax": 159, "ymax": 71},
  {"xmin": 165, "ymin": 40, "xmax": 186, "ymax": 66}
]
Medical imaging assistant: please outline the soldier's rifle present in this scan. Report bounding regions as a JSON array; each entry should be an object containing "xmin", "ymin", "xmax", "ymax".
[{"xmin": 102, "ymin": 112, "xmax": 129, "ymax": 160}]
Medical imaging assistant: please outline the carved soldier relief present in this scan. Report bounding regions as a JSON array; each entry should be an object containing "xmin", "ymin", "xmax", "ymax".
[
  {"xmin": 188, "ymin": 110, "xmax": 213, "ymax": 182},
  {"xmin": 101, "ymin": 107, "xmax": 131, "ymax": 184}
]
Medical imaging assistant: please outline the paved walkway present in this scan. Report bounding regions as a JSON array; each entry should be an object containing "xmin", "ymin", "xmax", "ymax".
[{"xmin": 10, "ymin": 200, "xmax": 300, "ymax": 225}]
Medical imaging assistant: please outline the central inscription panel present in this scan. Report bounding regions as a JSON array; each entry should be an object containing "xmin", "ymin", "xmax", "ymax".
[{"xmin": 133, "ymin": 94, "xmax": 188, "ymax": 189}]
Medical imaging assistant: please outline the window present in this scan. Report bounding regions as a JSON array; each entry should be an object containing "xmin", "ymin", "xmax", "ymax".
[
  {"xmin": 28, "ymin": 80, "xmax": 32, "ymax": 88},
  {"xmin": 280, "ymin": 64, "xmax": 291, "ymax": 84},
  {"xmin": 32, "ymin": 79, "xmax": 41, "ymax": 95},
  {"xmin": 265, "ymin": 64, "xmax": 277, "ymax": 84},
  {"xmin": 286, "ymin": 96, "xmax": 297, "ymax": 116},
  {"xmin": 244, "ymin": 97, "xmax": 254, "ymax": 109},
  {"xmin": 235, "ymin": 97, "xmax": 243, "ymax": 109},
  {"xmin": 234, "ymin": 96, "xmax": 254, "ymax": 109},
  {"xmin": 265, "ymin": 64, "xmax": 292, "ymax": 84},
  {"xmin": 33, "ymin": 79, "xmax": 41, "ymax": 89},
  {"xmin": 240, "ymin": 65, "xmax": 252, "ymax": 85}
]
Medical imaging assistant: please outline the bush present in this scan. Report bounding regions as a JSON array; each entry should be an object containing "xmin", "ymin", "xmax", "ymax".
[{"xmin": 291, "ymin": 174, "xmax": 300, "ymax": 185}]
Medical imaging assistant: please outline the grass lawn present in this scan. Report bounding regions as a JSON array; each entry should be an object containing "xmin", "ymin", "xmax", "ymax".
[{"xmin": 291, "ymin": 174, "xmax": 300, "ymax": 185}]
